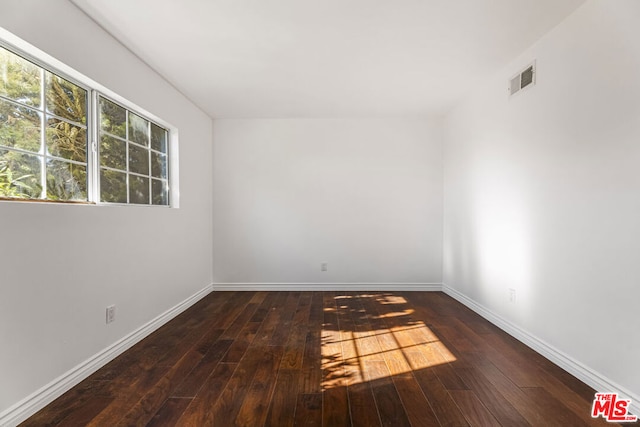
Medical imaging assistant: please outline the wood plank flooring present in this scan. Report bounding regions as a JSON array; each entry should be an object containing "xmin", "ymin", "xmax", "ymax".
[{"xmin": 21, "ymin": 291, "xmax": 628, "ymax": 426}]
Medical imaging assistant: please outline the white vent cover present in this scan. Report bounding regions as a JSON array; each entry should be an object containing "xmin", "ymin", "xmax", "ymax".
[{"xmin": 509, "ymin": 61, "xmax": 536, "ymax": 96}]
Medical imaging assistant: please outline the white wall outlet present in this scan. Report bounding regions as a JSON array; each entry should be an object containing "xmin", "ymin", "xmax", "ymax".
[
  {"xmin": 321, "ymin": 262, "xmax": 328, "ymax": 272},
  {"xmin": 106, "ymin": 305, "xmax": 116, "ymax": 324},
  {"xmin": 508, "ymin": 289, "xmax": 517, "ymax": 303}
]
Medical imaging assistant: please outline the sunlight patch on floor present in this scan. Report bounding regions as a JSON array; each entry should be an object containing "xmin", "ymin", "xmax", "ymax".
[{"xmin": 321, "ymin": 294, "xmax": 456, "ymax": 390}]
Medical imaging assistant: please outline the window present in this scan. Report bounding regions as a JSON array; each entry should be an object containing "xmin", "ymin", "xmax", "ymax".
[
  {"xmin": 99, "ymin": 96, "xmax": 169, "ymax": 205},
  {"xmin": 0, "ymin": 46, "xmax": 88, "ymax": 201},
  {"xmin": 0, "ymin": 42, "xmax": 172, "ymax": 206}
]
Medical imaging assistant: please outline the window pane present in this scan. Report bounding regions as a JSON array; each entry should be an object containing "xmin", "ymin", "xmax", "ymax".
[
  {"xmin": 99, "ymin": 97, "xmax": 126, "ymax": 138},
  {"xmin": 151, "ymin": 179, "xmax": 168, "ymax": 205},
  {"xmin": 46, "ymin": 159, "xmax": 86, "ymax": 201},
  {"xmin": 128, "ymin": 143, "xmax": 149, "ymax": 176},
  {"xmin": 151, "ymin": 151, "xmax": 167, "ymax": 179},
  {"xmin": 46, "ymin": 72, "xmax": 87, "ymax": 125},
  {"xmin": 0, "ymin": 148, "xmax": 42, "ymax": 199},
  {"xmin": 0, "ymin": 46, "xmax": 40, "ymax": 107},
  {"xmin": 100, "ymin": 133, "xmax": 126, "ymax": 171},
  {"xmin": 128, "ymin": 112, "xmax": 149, "ymax": 147},
  {"xmin": 129, "ymin": 175, "xmax": 149, "ymax": 204},
  {"xmin": 150, "ymin": 123, "xmax": 167, "ymax": 153},
  {"xmin": 46, "ymin": 117, "xmax": 87, "ymax": 163},
  {"xmin": 0, "ymin": 98, "xmax": 41, "ymax": 152},
  {"xmin": 100, "ymin": 168, "xmax": 127, "ymax": 203}
]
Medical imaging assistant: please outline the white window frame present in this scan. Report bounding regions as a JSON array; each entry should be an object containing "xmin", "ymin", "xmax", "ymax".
[{"xmin": 0, "ymin": 29, "xmax": 179, "ymax": 207}]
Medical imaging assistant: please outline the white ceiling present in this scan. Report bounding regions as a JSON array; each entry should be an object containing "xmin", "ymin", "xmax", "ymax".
[{"xmin": 71, "ymin": 0, "xmax": 584, "ymax": 119}]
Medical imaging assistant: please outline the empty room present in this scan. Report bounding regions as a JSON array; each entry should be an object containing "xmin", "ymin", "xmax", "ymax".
[{"xmin": 1, "ymin": 0, "xmax": 639, "ymax": 425}]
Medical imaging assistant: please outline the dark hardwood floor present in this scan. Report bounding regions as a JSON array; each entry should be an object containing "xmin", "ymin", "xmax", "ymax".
[{"xmin": 21, "ymin": 291, "xmax": 627, "ymax": 426}]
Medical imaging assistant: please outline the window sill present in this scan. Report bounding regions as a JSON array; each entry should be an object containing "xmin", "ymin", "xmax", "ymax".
[{"xmin": 0, "ymin": 197, "xmax": 95, "ymax": 205}]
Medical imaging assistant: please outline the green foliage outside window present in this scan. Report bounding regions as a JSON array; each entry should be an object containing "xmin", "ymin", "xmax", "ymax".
[
  {"xmin": 0, "ymin": 151, "xmax": 40, "ymax": 198},
  {"xmin": 0, "ymin": 45, "xmax": 88, "ymax": 201}
]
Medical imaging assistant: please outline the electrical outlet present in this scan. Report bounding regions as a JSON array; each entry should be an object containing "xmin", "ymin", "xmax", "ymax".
[
  {"xmin": 106, "ymin": 305, "xmax": 116, "ymax": 324},
  {"xmin": 321, "ymin": 263, "xmax": 328, "ymax": 272},
  {"xmin": 508, "ymin": 289, "xmax": 516, "ymax": 303}
]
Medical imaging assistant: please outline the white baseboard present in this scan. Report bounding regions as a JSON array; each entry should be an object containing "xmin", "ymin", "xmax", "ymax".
[
  {"xmin": 212, "ymin": 282, "xmax": 443, "ymax": 292},
  {"xmin": 0, "ymin": 284, "xmax": 214, "ymax": 427},
  {"xmin": 442, "ymin": 284, "xmax": 640, "ymax": 416}
]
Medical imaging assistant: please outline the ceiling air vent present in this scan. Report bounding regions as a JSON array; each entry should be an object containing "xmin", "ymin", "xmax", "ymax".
[{"xmin": 509, "ymin": 61, "xmax": 536, "ymax": 96}]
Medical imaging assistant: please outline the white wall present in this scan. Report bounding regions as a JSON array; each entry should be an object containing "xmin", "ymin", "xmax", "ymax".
[
  {"xmin": 213, "ymin": 118, "xmax": 442, "ymax": 285},
  {"xmin": 0, "ymin": 0, "xmax": 213, "ymax": 416},
  {"xmin": 443, "ymin": 0, "xmax": 640, "ymax": 401}
]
